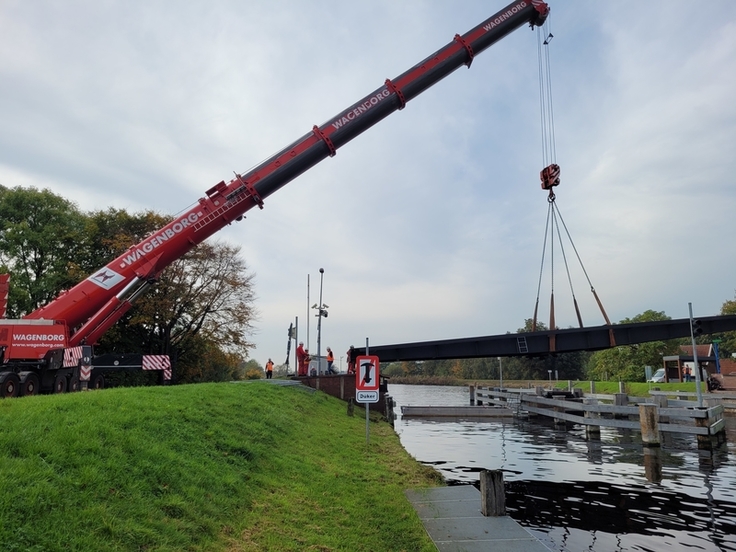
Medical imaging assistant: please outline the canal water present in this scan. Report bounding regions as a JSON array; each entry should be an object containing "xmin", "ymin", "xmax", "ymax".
[{"xmin": 389, "ymin": 384, "xmax": 736, "ymax": 552}]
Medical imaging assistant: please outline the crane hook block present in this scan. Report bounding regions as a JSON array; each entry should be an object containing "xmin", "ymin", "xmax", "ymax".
[{"xmin": 540, "ymin": 163, "xmax": 560, "ymax": 190}]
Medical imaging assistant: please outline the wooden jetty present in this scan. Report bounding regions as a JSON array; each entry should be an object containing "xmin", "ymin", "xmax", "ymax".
[
  {"xmin": 405, "ymin": 482, "xmax": 550, "ymax": 551},
  {"xmin": 471, "ymin": 385, "xmax": 727, "ymax": 448},
  {"xmin": 401, "ymin": 405, "xmax": 513, "ymax": 418},
  {"xmin": 400, "ymin": 384, "xmax": 728, "ymax": 448}
]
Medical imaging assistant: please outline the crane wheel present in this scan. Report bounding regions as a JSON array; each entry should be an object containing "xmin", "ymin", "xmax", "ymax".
[
  {"xmin": 19, "ymin": 372, "xmax": 40, "ymax": 397},
  {"xmin": 69, "ymin": 377, "xmax": 80, "ymax": 392},
  {"xmin": 53, "ymin": 373, "xmax": 67, "ymax": 394},
  {"xmin": 0, "ymin": 372, "xmax": 21, "ymax": 398},
  {"xmin": 90, "ymin": 373, "xmax": 105, "ymax": 390}
]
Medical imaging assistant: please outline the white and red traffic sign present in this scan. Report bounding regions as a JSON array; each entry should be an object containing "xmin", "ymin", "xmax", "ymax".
[{"xmin": 355, "ymin": 355, "xmax": 379, "ymax": 403}]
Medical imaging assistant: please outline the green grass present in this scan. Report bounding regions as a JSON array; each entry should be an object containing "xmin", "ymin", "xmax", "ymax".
[
  {"xmin": 0, "ymin": 382, "xmax": 441, "ymax": 551},
  {"xmin": 558, "ymin": 380, "xmax": 705, "ymax": 396}
]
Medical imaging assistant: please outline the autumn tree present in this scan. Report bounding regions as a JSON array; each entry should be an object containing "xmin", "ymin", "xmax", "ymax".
[{"xmin": 123, "ymin": 239, "xmax": 257, "ymax": 382}]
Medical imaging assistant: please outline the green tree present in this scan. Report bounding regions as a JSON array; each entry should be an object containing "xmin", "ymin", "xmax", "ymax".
[
  {"xmin": 586, "ymin": 310, "xmax": 680, "ymax": 381},
  {"xmin": 715, "ymin": 294, "xmax": 736, "ymax": 358},
  {"xmin": 0, "ymin": 185, "xmax": 87, "ymax": 316},
  {"xmin": 0, "ymin": 187, "xmax": 258, "ymax": 384}
]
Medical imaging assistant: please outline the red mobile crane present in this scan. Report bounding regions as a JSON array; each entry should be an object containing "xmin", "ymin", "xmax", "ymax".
[{"xmin": 0, "ymin": 0, "xmax": 549, "ymax": 397}]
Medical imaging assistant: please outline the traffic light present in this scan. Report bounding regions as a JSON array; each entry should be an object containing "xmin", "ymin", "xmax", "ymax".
[{"xmin": 692, "ymin": 319, "xmax": 703, "ymax": 336}]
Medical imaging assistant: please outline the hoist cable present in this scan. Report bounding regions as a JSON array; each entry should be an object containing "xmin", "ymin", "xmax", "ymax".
[
  {"xmin": 551, "ymin": 202, "xmax": 583, "ymax": 328},
  {"xmin": 533, "ymin": 200, "xmax": 554, "ymax": 331},
  {"xmin": 537, "ymin": 18, "xmax": 556, "ymax": 168}
]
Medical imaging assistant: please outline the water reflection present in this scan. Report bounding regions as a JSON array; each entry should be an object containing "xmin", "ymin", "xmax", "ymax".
[{"xmin": 389, "ymin": 384, "xmax": 736, "ymax": 551}]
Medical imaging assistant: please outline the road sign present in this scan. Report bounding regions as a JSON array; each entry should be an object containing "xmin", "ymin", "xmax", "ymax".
[
  {"xmin": 356, "ymin": 355, "xmax": 379, "ymax": 403},
  {"xmin": 355, "ymin": 355, "xmax": 379, "ymax": 391},
  {"xmin": 356, "ymin": 390, "xmax": 379, "ymax": 403}
]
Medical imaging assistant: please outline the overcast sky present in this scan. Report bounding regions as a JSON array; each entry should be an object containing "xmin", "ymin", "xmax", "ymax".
[{"xmin": 2, "ymin": 1, "xmax": 735, "ymax": 371}]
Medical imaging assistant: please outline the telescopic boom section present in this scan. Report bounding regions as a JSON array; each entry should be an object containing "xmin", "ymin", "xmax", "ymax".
[{"xmin": 25, "ymin": 0, "xmax": 549, "ymax": 343}]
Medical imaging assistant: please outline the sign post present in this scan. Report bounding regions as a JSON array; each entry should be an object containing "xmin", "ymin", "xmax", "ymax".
[{"xmin": 355, "ymin": 345, "xmax": 379, "ymax": 444}]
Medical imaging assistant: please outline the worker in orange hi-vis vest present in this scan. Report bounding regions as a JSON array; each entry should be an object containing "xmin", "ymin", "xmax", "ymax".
[
  {"xmin": 265, "ymin": 358, "xmax": 274, "ymax": 379},
  {"xmin": 326, "ymin": 347, "xmax": 336, "ymax": 374}
]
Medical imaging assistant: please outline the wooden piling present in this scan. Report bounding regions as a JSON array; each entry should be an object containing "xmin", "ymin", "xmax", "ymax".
[
  {"xmin": 614, "ymin": 393, "xmax": 628, "ymax": 419},
  {"xmin": 584, "ymin": 397, "xmax": 600, "ymax": 440},
  {"xmin": 469, "ymin": 385, "xmax": 475, "ymax": 405},
  {"xmin": 643, "ymin": 446, "xmax": 663, "ymax": 483},
  {"xmin": 480, "ymin": 470, "xmax": 505, "ymax": 517},
  {"xmin": 639, "ymin": 403, "xmax": 660, "ymax": 447}
]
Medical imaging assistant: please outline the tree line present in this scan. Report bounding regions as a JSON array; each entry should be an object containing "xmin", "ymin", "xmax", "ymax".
[{"xmin": 0, "ymin": 185, "xmax": 257, "ymax": 384}]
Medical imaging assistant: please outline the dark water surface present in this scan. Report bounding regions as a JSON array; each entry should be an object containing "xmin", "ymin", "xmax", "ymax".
[{"xmin": 389, "ymin": 384, "xmax": 736, "ymax": 551}]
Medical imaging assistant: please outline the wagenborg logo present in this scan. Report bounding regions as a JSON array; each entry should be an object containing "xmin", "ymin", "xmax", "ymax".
[
  {"xmin": 88, "ymin": 268, "xmax": 125, "ymax": 290},
  {"xmin": 119, "ymin": 211, "xmax": 202, "ymax": 269}
]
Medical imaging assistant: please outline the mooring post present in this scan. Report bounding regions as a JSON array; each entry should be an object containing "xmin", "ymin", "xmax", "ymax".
[
  {"xmin": 639, "ymin": 403, "xmax": 660, "ymax": 447},
  {"xmin": 651, "ymin": 394, "xmax": 669, "ymax": 424},
  {"xmin": 643, "ymin": 445, "xmax": 663, "ymax": 483},
  {"xmin": 590, "ymin": 381, "xmax": 595, "ymax": 394},
  {"xmin": 480, "ymin": 470, "xmax": 505, "ymax": 517},
  {"xmin": 347, "ymin": 397, "xmax": 354, "ymax": 417},
  {"xmin": 614, "ymin": 393, "xmax": 628, "ymax": 419},
  {"xmin": 618, "ymin": 381, "xmax": 625, "ymax": 394},
  {"xmin": 696, "ymin": 408, "xmax": 713, "ymax": 450},
  {"xmin": 469, "ymin": 385, "xmax": 475, "ymax": 405},
  {"xmin": 584, "ymin": 397, "xmax": 601, "ymax": 440}
]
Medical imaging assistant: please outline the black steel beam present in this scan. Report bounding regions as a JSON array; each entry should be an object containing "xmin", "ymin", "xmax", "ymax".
[{"xmin": 356, "ymin": 314, "xmax": 736, "ymax": 362}]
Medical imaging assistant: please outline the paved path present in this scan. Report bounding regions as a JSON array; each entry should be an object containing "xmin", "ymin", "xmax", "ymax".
[{"xmin": 405, "ymin": 486, "xmax": 551, "ymax": 552}]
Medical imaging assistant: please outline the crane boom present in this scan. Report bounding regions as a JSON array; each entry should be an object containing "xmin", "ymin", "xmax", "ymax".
[{"xmin": 25, "ymin": 0, "xmax": 549, "ymax": 346}]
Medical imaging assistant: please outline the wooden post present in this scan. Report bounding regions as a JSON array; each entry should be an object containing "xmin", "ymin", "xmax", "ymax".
[
  {"xmin": 554, "ymin": 406, "xmax": 566, "ymax": 427},
  {"xmin": 469, "ymin": 385, "xmax": 475, "ymax": 405},
  {"xmin": 696, "ymin": 412, "xmax": 712, "ymax": 449},
  {"xmin": 480, "ymin": 470, "xmax": 505, "ymax": 517},
  {"xmin": 567, "ymin": 380, "xmax": 573, "ymax": 391},
  {"xmin": 651, "ymin": 395, "xmax": 668, "ymax": 423},
  {"xmin": 643, "ymin": 445, "xmax": 663, "ymax": 483},
  {"xmin": 590, "ymin": 381, "xmax": 595, "ymax": 394},
  {"xmin": 639, "ymin": 404, "xmax": 660, "ymax": 447},
  {"xmin": 584, "ymin": 397, "xmax": 600, "ymax": 440},
  {"xmin": 614, "ymin": 393, "xmax": 628, "ymax": 419}
]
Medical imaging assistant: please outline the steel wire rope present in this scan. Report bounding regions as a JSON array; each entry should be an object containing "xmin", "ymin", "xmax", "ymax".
[
  {"xmin": 532, "ymin": 200, "xmax": 554, "ymax": 331},
  {"xmin": 551, "ymin": 201, "xmax": 584, "ymax": 328}
]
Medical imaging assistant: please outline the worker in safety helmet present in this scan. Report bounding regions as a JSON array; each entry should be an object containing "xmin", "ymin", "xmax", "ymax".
[{"xmin": 296, "ymin": 342, "xmax": 308, "ymax": 376}]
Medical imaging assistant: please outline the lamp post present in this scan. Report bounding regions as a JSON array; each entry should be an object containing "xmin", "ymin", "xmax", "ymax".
[{"xmin": 313, "ymin": 268, "xmax": 329, "ymax": 374}]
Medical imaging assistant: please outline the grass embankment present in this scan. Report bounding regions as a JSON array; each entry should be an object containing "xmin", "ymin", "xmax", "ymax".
[
  {"xmin": 558, "ymin": 380, "xmax": 704, "ymax": 396},
  {"xmin": 0, "ymin": 382, "xmax": 442, "ymax": 551}
]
